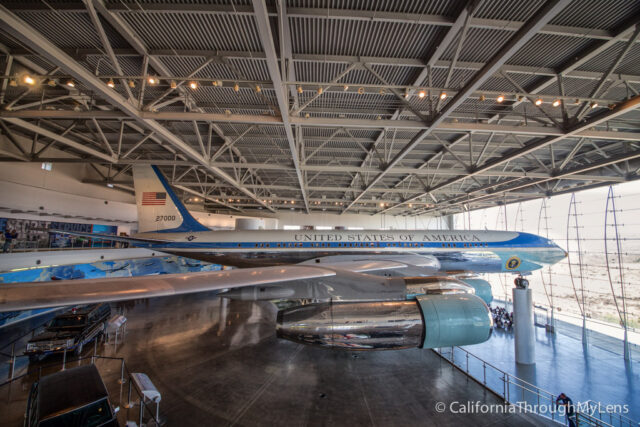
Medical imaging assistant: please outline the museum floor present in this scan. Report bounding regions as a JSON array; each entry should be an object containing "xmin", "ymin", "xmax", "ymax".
[{"xmin": 1, "ymin": 292, "xmax": 555, "ymax": 426}]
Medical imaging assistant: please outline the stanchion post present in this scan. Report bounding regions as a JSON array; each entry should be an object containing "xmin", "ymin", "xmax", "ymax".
[{"xmin": 9, "ymin": 343, "xmax": 15, "ymax": 380}]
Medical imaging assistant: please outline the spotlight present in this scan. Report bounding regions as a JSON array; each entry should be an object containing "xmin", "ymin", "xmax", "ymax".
[
  {"xmin": 479, "ymin": 94, "xmax": 486, "ymax": 102},
  {"xmin": 535, "ymin": 98, "xmax": 543, "ymax": 106},
  {"xmin": 23, "ymin": 75, "xmax": 36, "ymax": 85},
  {"xmin": 317, "ymin": 87, "xmax": 323, "ymax": 95},
  {"xmin": 439, "ymin": 91, "xmax": 447, "ymax": 100},
  {"xmin": 291, "ymin": 200, "xmax": 295, "ymax": 204},
  {"xmin": 496, "ymin": 95, "xmax": 504, "ymax": 103},
  {"xmin": 66, "ymin": 79, "xmax": 75, "ymax": 88},
  {"xmin": 47, "ymin": 79, "xmax": 56, "ymax": 87},
  {"xmin": 343, "ymin": 85, "xmax": 349, "ymax": 91},
  {"xmin": 107, "ymin": 79, "xmax": 115, "ymax": 88},
  {"xmin": 589, "ymin": 101, "xmax": 598, "ymax": 109},
  {"xmin": 357, "ymin": 87, "xmax": 365, "ymax": 95},
  {"xmin": 305, "ymin": 113, "xmax": 310, "ymax": 118},
  {"xmin": 9, "ymin": 79, "xmax": 17, "ymax": 87},
  {"xmin": 380, "ymin": 202, "xmax": 385, "ymax": 207},
  {"xmin": 297, "ymin": 86, "xmax": 303, "ymax": 94},
  {"xmin": 128, "ymin": 80, "xmax": 135, "ymax": 88},
  {"xmin": 379, "ymin": 88, "xmax": 385, "ymax": 95},
  {"xmin": 255, "ymin": 85, "xmax": 261, "ymax": 93},
  {"xmin": 552, "ymin": 99, "xmax": 561, "ymax": 107},
  {"xmin": 147, "ymin": 76, "xmax": 158, "ymax": 85},
  {"xmin": 408, "ymin": 203, "xmax": 412, "ymax": 208},
  {"xmin": 234, "ymin": 83, "xmax": 240, "ymax": 92},
  {"xmin": 170, "ymin": 80, "xmax": 177, "ymax": 89},
  {"xmin": 189, "ymin": 81, "xmax": 198, "ymax": 90},
  {"xmin": 404, "ymin": 89, "xmax": 410, "ymax": 99},
  {"xmin": 418, "ymin": 90, "xmax": 426, "ymax": 98}
]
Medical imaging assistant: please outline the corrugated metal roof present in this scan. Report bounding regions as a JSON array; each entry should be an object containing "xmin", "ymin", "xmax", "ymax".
[{"xmin": 0, "ymin": 0, "xmax": 638, "ymax": 215}]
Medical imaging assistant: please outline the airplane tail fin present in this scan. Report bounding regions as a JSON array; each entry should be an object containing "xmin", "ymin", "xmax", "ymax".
[{"xmin": 132, "ymin": 165, "xmax": 209, "ymax": 233}]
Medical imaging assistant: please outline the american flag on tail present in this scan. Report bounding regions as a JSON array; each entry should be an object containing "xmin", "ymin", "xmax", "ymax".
[{"xmin": 142, "ymin": 192, "xmax": 167, "ymax": 206}]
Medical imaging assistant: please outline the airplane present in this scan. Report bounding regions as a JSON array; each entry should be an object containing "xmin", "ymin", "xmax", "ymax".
[{"xmin": 0, "ymin": 165, "xmax": 567, "ymax": 351}]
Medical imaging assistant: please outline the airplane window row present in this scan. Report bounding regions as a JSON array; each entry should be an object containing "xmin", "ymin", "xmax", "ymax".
[{"xmin": 244, "ymin": 242, "xmax": 489, "ymax": 249}]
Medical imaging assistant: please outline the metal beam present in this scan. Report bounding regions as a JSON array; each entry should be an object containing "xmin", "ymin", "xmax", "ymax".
[
  {"xmin": 341, "ymin": 0, "xmax": 572, "ymax": 213},
  {"xmin": 2, "ymin": 118, "xmax": 115, "ymax": 162},
  {"xmin": 2, "ymin": 109, "xmax": 636, "ymax": 142},
  {"xmin": 0, "ymin": 3, "xmax": 276, "ymax": 213},
  {"xmin": 382, "ymin": 93, "xmax": 640, "ymax": 214},
  {"xmin": 253, "ymin": 0, "xmax": 309, "ymax": 212},
  {"xmin": 20, "ymin": 3, "xmax": 639, "ymax": 44}
]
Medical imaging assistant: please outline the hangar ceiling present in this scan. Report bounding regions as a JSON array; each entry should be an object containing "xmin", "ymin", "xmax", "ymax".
[{"xmin": 0, "ymin": 0, "xmax": 639, "ymax": 217}]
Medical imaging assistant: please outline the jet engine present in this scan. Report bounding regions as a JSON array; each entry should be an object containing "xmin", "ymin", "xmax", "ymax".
[
  {"xmin": 458, "ymin": 278, "xmax": 493, "ymax": 304},
  {"xmin": 276, "ymin": 294, "xmax": 492, "ymax": 350}
]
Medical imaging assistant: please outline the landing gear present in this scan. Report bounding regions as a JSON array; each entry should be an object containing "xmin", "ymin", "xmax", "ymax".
[{"xmin": 514, "ymin": 276, "xmax": 529, "ymax": 289}]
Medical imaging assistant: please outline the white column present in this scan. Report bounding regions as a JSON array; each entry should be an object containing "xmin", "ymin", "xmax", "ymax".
[{"xmin": 513, "ymin": 287, "xmax": 535, "ymax": 365}]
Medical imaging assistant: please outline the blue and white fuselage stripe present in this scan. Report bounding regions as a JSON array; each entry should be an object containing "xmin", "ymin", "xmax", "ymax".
[{"xmin": 133, "ymin": 229, "xmax": 567, "ymax": 273}]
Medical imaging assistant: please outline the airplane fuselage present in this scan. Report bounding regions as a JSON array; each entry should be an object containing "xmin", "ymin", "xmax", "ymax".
[{"xmin": 136, "ymin": 229, "xmax": 567, "ymax": 273}]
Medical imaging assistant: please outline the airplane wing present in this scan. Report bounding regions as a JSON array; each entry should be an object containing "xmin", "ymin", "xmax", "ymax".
[{"xmin": 0, "ymin": 259, "xmax": 413, "ymax": 312}]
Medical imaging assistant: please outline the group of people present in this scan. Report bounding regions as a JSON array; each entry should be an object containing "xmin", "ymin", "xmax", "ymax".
[
  {"xmin": 490, "ymin": 306, "xmax": 513, "ymax": 329},
  {"xmin": 2, "ymin": 229, "xmax": 18, "ymax": 253}
]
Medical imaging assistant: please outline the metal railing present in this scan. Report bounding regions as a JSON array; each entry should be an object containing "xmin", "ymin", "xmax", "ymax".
[
  {"xmin": 0, "ymin": 351, "xmax": 163, "ymax": 427},
  {"xmin": 433, "ymin": 346, "xmax": 637, "ymax": 427}
]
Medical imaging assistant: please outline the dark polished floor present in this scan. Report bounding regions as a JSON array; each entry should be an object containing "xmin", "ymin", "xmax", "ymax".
[
  {"xmin": 101, "ymin": 293, "xmax": 554, "ymax": 426},
  {"xmin": 1, "ymin": 293, "xmax": 558, "ymax": 426}
]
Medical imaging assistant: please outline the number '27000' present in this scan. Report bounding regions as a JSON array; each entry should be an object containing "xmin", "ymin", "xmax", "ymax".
[{"xmin": 156, "ymin": 215, "xmax": 176, "ymax": 221}]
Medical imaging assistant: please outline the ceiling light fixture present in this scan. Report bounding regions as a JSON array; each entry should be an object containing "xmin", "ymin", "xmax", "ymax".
[
  {"xmin": 297, "ymin": 86, "xmax": 303, "ymax": 94},
  {"xmin": 439, "ymin": 91, "xmax": 447, "ymax": 100},
  {"xmin": 66, "ymin": 79, "xmax": 75, "ymax": 88},
  {"xmin": 255, "ymin": 85, "xmax": 261, "ymax": 93},
  {"xmin": 496, "ymin": 95, "xmax": 504, "ymax": 103},
  {"xmin": 170, "ymin": 80, "xmax": 177, "ymax": 89},
  {"xmin": 343, "ymin": 85, "xmax": 349, "ymax": 91},
  {"xmin": 147, "ymin": 76, "xmax": 157, "ymax": 85},
  {"xmin": 418, "ymin": 90, "xmax": 426, "ymax": 98},
  {"xmin": 47, "ymin": 79, "xmax": 56, "ymax": 87},
  {"xmin": 535, "ymin": 98, "xmax": 543, "ymax": 106},
  {"xmin": 23, "ymin": 75, "xmax": 36, "ymax": 85},
  {"xmin": 552, "ymin": 99, "xmax": 561, "ymax": 107},
  {"xmin": 107, "ymin": 79, "xmax": 115, "ymax": 88},
  {"xmin": 589, "ymin": 101, "xmax": 598, "ymax": 109},
  {"xmin": 189, "ymin": 81, "xmax": 198, "ymax": 90},
  {"xmin": 234, "ymin": 83, "xmax": 239, "ymax": 92},
  {"xmin": 357, "ymin": 87, "xmax": 365, "ymax": 95}
]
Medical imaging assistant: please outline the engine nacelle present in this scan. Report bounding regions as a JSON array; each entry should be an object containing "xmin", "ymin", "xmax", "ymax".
[
  {"xmin": 276, "ymin": 294, "xmax": 492, "ymax": 350},
  {"xmin": 458, "ymin": 278, "xmax": 493, "ymax": 304},
  {"xmin": 404, "ymin": 276, "xmax": 475, "ymax": 298}
]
